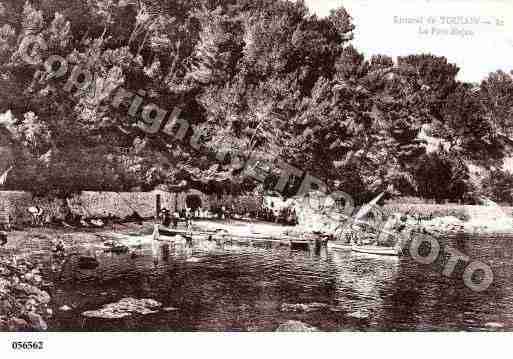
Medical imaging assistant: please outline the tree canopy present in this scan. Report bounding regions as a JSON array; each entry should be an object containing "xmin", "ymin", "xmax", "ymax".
[{"xmin": 1, "ymin": 0, "xmax": 512, "ymax": 203}]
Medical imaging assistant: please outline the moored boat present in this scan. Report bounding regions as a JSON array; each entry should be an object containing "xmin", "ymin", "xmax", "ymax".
[
  {"xmin": 289, "ymin": 240, "xmax": 310, "ymax": 250},
  {"xmin": 329, "ymin": 192, "xmax": 406, "ymax": 257},
  {"xmin": 351, "ymin": 245, "xmax": 401, "ymax": 256},
  {"xmin": 158, "ymin": 226, "xmax": 211, "ymax": 239},
  {"xmin": 158, "ymin": 227, "xmax": 184, "ymax": 237},
  {"xmin": 328, "ymin": 242, "xmax": 353, "ymax": 251}
]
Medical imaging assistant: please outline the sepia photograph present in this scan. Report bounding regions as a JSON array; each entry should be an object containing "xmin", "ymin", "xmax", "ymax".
[{"xmin": 0, "ymin": 0, "xmax": 513, "ymax": 355}]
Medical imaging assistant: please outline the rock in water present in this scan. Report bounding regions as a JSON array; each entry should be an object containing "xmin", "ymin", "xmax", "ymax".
[
  {"xmin": 162, "ymin": 307, "xmax": 178, "ymax": 312},
  {"xmin": 485, "ymin": 322, "xmax": 504, "ymax": 329},
  {"xmin": 349, "ymin": 310, "xmax": 369, "ymax": 320},
  {"xmin": 82, "ymin": 298, "xmax": 162, "ymax": 319},
  {"xmin": 306, "ymin": 302, "xmax": 330, "ymax": 311},
  {"xmin": 281, "ymin": 303, "xmax": 309, "ymax": 312},
  {"xmin": 7, "ymin": 318, "xmax": 29, "ymax": 331},
  {"xmin": 185, "ymin": 257, "xmax": 202, "ymax": 263},
  {"xmin": 13, "ymin": 283, "xmax": 51, "ymax": 304},
  {"xmin": 281, "ymin": 303, "xmax": 329, "ymax": 312},
  {"xmin": 275, "ymin": 320, "xmax": 319, "ymax": 332},
  {"xmin": 25, "ymin": 312, "xmax": 48, "ymax": 331}
]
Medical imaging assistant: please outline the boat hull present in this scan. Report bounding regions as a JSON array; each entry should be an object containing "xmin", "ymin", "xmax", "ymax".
[
  {"xmin": 351, "ymin": 246, "xmax": 400, "ymax": 256},
  {"xmin": 328, "ymin": 242, "xmax": 353, "ymax": 251},
  {"xmin": 159, "ymin": 227, "xmax": 183, "ymax": 237}
]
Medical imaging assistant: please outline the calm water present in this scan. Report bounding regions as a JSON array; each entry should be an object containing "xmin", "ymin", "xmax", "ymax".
[{"xmin": 34, "ymin": 233, "xmax": 513, "ymax": 331}]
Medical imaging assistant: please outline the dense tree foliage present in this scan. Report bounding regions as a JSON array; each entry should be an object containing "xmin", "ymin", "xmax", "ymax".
[
  {"xmin": 481, "ymin": 169, "xmax": 513, "ymax": 205},
  {"xmin": 0, "ymin": 0, "xmax": 512, "ymax": 203}
]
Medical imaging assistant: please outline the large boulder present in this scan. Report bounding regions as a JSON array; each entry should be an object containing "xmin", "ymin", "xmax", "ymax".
[
  {"xmin": 7, "ymin": 318, "xmax": 29, "ymax": 331},
  {"xmin": 275, "ymin": 320, "xmax": 319, "ymax": 332},
  {"xmin": 24, "ymin": 312, "xmax": 48, "ymax": 331},
  {"xmin": 13, "ymin": 283, "xmax": 51, "ymax": 304},
  {"xmin": 280, "ymin": 303, "xmax": 329, "ymax": 313},
  {"xmin": 82, "ymin": 297, "xmax": 162, "ymax": 319}
]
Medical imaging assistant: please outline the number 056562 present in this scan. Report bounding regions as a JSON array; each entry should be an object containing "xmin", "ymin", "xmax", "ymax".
[{"xmin": 12, "ymin": 341, "xmax": 44, "ymax": 350}]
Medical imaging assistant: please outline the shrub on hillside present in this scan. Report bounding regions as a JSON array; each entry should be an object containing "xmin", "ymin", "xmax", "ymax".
[
  {"xmin": 385, "ymin": 197, "xmax": 436, "ymax": 205},
  {"xmin": 383, "ymin": 203, "xmax": 470, "ymax": 221}
]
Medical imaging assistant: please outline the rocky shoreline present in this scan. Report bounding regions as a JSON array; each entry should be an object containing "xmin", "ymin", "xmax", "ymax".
[
  {"xmin": 0, "ymin": 221, "xmax": 151, "ymax": 332},
  {"xmin": 0, "ymin": 257, "xmax": 52, "ymax": 331},
  {"xmin": 420, "ymin": 216, "xmax": 513, "ymax": 237}
]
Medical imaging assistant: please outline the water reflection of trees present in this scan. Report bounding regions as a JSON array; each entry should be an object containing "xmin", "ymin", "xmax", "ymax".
[
  {"xmin": 377, "ymin": 254, "xmax": 500, "ymax": 330},
  {"xmin": 329, "ymin": 250, "xmax": 486, "ymax": 330},
  {"xmin": 329, "ymin": 251, "xmax": 400, "ymax": 324}
]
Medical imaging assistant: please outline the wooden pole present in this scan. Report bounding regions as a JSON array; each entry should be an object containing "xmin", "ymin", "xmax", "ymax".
[{"xmin": 156, "ymin": 194, "xmax": 161, "ymax": 218}]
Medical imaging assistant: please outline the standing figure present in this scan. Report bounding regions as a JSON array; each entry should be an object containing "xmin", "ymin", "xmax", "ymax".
[
  {"xmin": 172, "ymin": 211, "xmax": 179, "ymax": 228},
  {"xmin": 36, "ymin": 207, "xmax": 45, "ymax": 226},
  {"xmin": 161, "ymin": 208, "xmax": 171, "ymax": 227},
  {"xmin": 0, "ymin": 203, "xmax": 10, "ymax": 243},
  {"xmin": 0, "ymin": 227, "xmax": 7, "ymax": 246},
  {"xmin": 28, "ymin": 206, "xmax": 39, "ymax": 226},
  {"xmin": 185, "ymin": 207, "xmax": 193, "ymax": 230},
  {"xmin": 152, "ymin": 222, "xmax": 160, "ymax": 241}
]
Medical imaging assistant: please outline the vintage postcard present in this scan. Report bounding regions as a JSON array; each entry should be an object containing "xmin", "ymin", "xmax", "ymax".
[{"xmin": 0, "ymin": 0, "xmax": 512, "ymax": 357}]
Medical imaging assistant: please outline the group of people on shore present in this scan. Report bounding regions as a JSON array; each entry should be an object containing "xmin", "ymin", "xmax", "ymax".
[
  {"xmin": 157, "ymin": 205, "xmax": 229, "ymax": 229},
  {"xmin": 27, "ymin": 204, "xmax": 114, "ymax": 229},
  {"xmin": 257, "ymin": 207, "xmax": 298, "ymax": 225},
  {"xmin": 159, "ymin": 207, "xmax": 190, "ymax": 229},
  {"xmin": 0, "ymin": 200, "xmax": 300, "ymax": 243},
  {"xmin": 156, "ymin": 204, "xmax": 298, "ymax": 229},
  {"xmin": 0, "ymin": 203, "xmax": 10, "ymax": 246}
]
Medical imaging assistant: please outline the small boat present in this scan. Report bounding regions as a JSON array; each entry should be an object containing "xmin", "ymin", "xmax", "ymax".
[
  {"xmin": 330, "ymin": 192, "xmax": 404, "ymax": 257},
  {"xmin": 351, "ymin": 245, "xmax": 401, "ymax": 256},
  {"xmin": 156, "ymin": 226, "xmax": 194, "ymax": 244},
  {"xmin": 289, "ymin": 240, "xmax": 310, "ymax": 250},
  {"xmin": 328, "ymin": 242, "xmax": 354, "ymax": 251},
  {"xmin": 103, "ymin": 240, "xmax": 129, "ymax": 254},
  {"xmin": 158, "ymin": 227, "xmax": 181, "ymax": 236},
  {"xmin": 108, "ymin": 244, "xmax": 129, "ymax": 254},
  {"xmin": 158, "ymin": 226, "xmax": 203, "ymax": 239}
]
